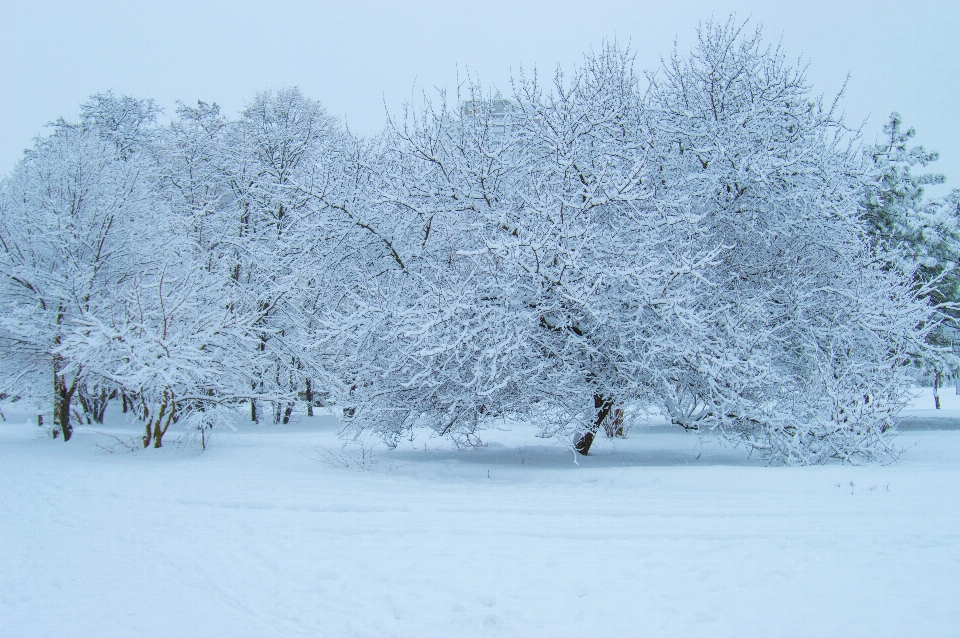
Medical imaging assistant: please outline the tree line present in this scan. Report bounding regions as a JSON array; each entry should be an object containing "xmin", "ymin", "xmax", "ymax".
[{"xmin": 2, "ymin": 19, "xmax": 958, "ymax": 463}]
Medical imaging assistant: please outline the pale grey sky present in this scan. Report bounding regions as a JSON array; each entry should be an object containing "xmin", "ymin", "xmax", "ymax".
[{"xmin": 1, "ymin": 0, "xmax": 958, "ymax": 191}]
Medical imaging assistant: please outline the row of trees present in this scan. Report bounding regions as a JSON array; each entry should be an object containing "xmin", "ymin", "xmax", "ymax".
[{"xmin": 1, "ymin": 19, "xmax": 956, "ymax": 462}]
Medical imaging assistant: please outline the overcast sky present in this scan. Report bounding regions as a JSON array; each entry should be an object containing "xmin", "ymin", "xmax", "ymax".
[{"xmin": 1, "ymin": 0, "xmax": 958, "ymax": 192}]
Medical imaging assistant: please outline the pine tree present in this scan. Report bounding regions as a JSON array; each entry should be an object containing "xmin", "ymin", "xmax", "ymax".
[{"xmin": 863, "ymin": 113, "xmax": 960, "ymax": 387}]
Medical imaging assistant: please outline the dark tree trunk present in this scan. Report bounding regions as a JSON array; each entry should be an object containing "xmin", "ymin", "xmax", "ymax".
[
  {"xmin": 78, "ymin": 384, "xmax": 110, "ymax": 424},
  {"xmin": 142, "ymin": 391, "xmax": 175, "ymax": 448},
  {"xmin": 282, "ymin": 404, "xmax": 293, "ymax": 424},
  {"xmin": 53, "ymin": 355, "xmax": 76, "ymax": 442},
  {"xmin": 574, "ymin": 429, "xmax": 596, "ymax": 455},
  {"xmin": 251, "ymin": 373, "xmax": 263, "ymax": 422},
  {"xmin": 575, "ymin": 394, "xmax": 616, "ymax": 456},
  {"xmin": 78, "ymin": 386, "xmax": 91, "ymax": 422},
  {"xmin": 153, "ymin": 421, "xmax": 165, "ymax": 448},
  {"xmin": 142, "ymin": 398, "xmax": 166, "ymax": 448},
  {"xmin": 934, "ymin": 371, "xmax": 942, "ymax": 410},
  {"xmin": 153, "ymin": 403, "xmax": 172, "ymax": 447},
  {"xmin": 54, "ymin": 381, "xmax": 73, "ymax": 441},
  {"xmin": 305, "ymin": 378, "xmax": 314, "ymax": 417}
]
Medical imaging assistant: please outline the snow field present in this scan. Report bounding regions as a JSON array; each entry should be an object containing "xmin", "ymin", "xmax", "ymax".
[{"xmin": 1, "ymin": 395, "xmax": 959, "ymax": 637}]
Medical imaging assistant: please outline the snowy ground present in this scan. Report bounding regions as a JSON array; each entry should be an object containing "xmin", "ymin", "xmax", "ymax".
[{"xmin": 1, "ymin": 390, "xmax": 959, "ymax": 637}]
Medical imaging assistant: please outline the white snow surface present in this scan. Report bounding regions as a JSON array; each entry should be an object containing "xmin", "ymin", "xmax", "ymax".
[{"xmin": 1, "ymin": 389, "xmax": 959, "ymax": 637}]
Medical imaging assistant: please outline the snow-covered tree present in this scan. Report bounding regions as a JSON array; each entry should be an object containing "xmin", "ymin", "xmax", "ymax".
[
  {"xmin": 225, "ymin": 87, "xmax": 345, "ymax": 423},
  {"xmin": 644, "ymin": 18, "xmax": 935, "ymax": 461},
  {"xmin": 335, "ymin": 47, "xmax": 717, "ymax": 454},
  {"xmin": 0, "ymin": 88, "xmax": 359, "ymax": 444},
  {"xmin": 0, "ymin": 97, "xmax": 158, "ymax": 440},
  {"xmin": 60, "ymin": 99, "xmax": 260, "ymax": 447},
  {"xmin": 62, "ymin": 254, "xmax": 261, "ymax": 447},
  {"xmin": 77, "ymin": 90, "xmax": 162, "ymax": 160},
  {"xmin": 0, "ymin": 24, "xmax": 939, "ymax": 463},
  {"xmin": 319, "ymin": 23, "xmax": 936, "ymax": 463},
  {"xmin": 862, "ymin": 113, "xmax": 960, "ymax": 395}
]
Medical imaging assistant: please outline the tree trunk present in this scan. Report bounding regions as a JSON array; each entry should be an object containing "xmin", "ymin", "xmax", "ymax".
[
  {"xmin": 54, "ymin": 382, "xmax": 72, "ymax": 440},
  {"xmin": 574, "ymin": 428, "xmax": 596, "ymax": 455},
  {"xmin": 143, "ymin": 391, "xmax": 175, "ymax": 448},
  {"xmin": 272, "ymin": 364, "xmax": 285, "ymax": 424},
  {"xmin": 575, "ymin": 394, "xmax": 616, "ymax": 455},
  {"xmin": 934, "ymin": 371, "xmax": 942, "ymax": 410},
  {"xmin": 78, "ymin": 383, "xmax": 110, "ymax": 424},
  {"xmin": 250, "ymin": 377, "xmax": 261, "ymax": 422},
  {"xmin": 155, "ymin": 392, "xmax": 177, "ymax": 448},
  {"xmin": 305, "ymin": 378, "xmax": 314, "ymax": 417},
  {"xmin": 53, "ymin": 355, "xmax": 76, "ymax": 442},
  {"xmin": 94, "ymin": 390, "xmax": 108, "ymax": 423},
  {"xmin": 603, "ymin": 408, "xmax": 625, "ymax": 437}
]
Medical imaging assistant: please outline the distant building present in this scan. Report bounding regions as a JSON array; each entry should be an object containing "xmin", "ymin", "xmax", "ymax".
[{"xmin": 462, "ymin": 98, "xmax": 514, "ymax": 137}]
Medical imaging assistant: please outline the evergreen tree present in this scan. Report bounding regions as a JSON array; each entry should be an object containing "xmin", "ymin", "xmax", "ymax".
[{"xmin": 863, "ymin": 113, "xmax": 960, "ymax": 389}]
